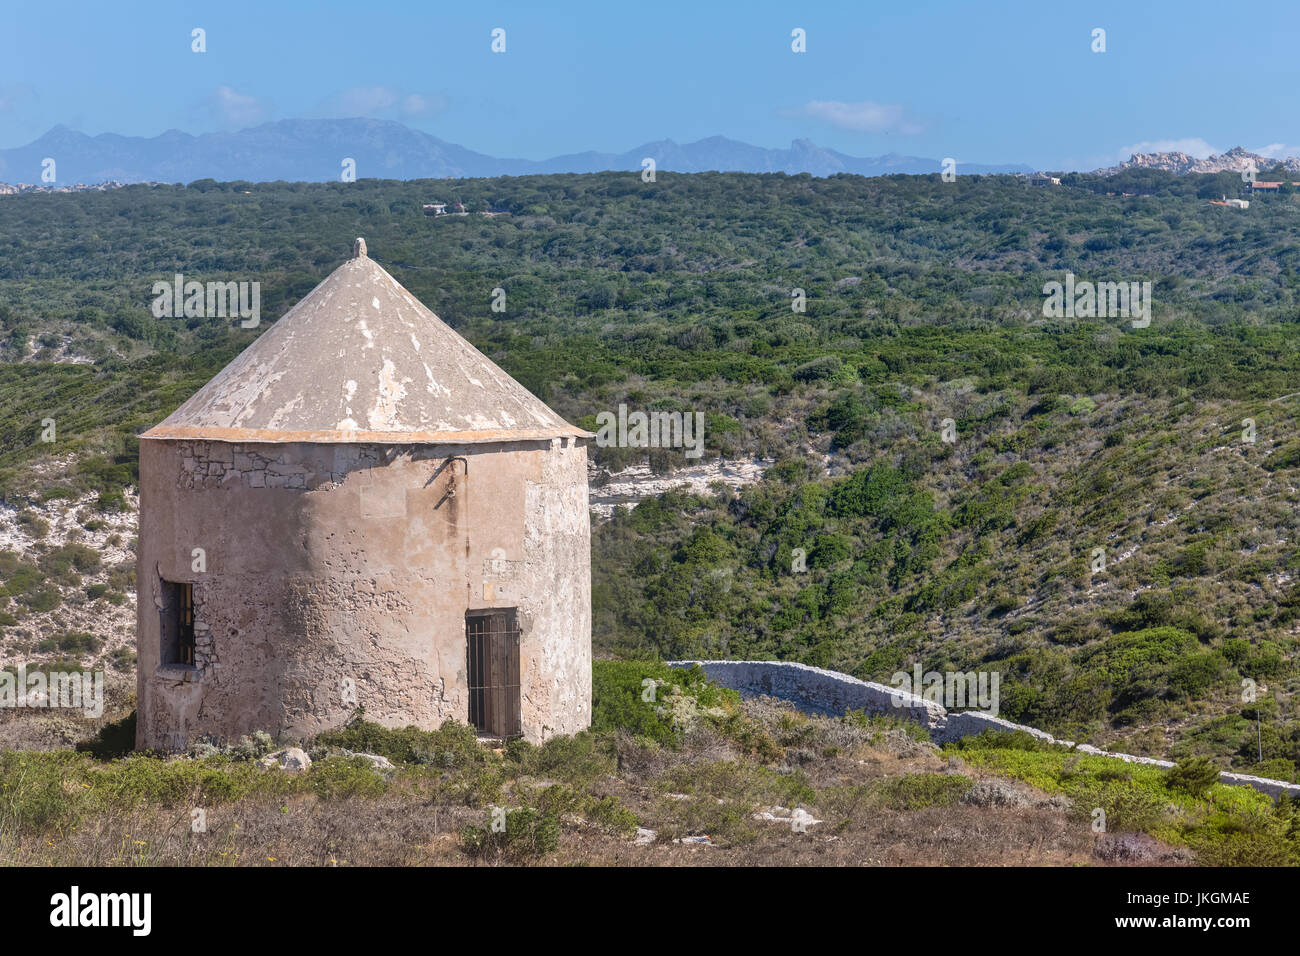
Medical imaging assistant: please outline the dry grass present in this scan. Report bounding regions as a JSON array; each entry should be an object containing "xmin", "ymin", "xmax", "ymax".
[{"xmin": 0, "ymin": 696, "xmax": 1194, "ymax": 867}]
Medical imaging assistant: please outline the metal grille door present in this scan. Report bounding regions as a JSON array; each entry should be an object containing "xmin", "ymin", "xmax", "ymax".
[{"xmin": 467, "ymin": 609, "xmax": 521, "ymax": 738}]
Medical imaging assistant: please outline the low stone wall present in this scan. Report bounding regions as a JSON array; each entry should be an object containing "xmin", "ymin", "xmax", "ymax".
[
  {"xmin": 668, "ymin": 659, "xmax": 1300, "ymax": 801},
  {"xmin": 931, "ymin": 710, "xmax": 1057, "ymax": 746},
  {"xmin": 668, "ymin": 659, "xmax": 944, "ymax": 730}
]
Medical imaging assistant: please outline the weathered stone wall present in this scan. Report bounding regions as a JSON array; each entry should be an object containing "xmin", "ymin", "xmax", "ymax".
[
  {"xmin": 669, "ymin": 660, "xmax": 1300, "ymax": 801},
  {"xmin": 668, "ymin": 660, "xmax": 944, "ymax": 729},
  {"xmin": 172, "ymin": 440, "xmax": 387, "ymax": 490},
  {"xmin": 137, "ymin": 436, "xmax": 591, "ymax": 750}
]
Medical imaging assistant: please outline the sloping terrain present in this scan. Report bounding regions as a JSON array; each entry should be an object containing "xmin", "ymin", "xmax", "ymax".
[
  {"xmin": 8, "ymin": 665, "xmax": 1290, "ymax": 867},
  {"xmin": 1, "ymin": 170, "xmax": 1299, "ymax": 779}
]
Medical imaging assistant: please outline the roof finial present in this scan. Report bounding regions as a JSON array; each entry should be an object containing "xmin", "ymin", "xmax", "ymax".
[{"xmin": 353, "ymin": 237, "xmax": 367, "ymax": 259}]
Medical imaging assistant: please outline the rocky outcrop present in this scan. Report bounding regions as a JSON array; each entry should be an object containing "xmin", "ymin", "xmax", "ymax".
[
  {"xmin": 261, "ymin": 747, "xmax": 312, "ymax": 770},
  {"xmin": 588, "ymin": 458, "xmax": 774, "ymax": 519},
  {"xmin": 0, "ymin": 181, "xmax": 135, "ymax": 195},
  {"xmin": 1095, "ymin": 146, "xmax": 1300, "ymax": 177}
]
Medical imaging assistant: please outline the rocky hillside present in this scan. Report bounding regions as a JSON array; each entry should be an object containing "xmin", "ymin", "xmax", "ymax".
[
  {"xmin": 3, "ymin": 171, "xmax": 1300, "ymax": 782},
  {"xmin": 1096, "ymin": 145, "xmax": 1300, "ymax": 177}
]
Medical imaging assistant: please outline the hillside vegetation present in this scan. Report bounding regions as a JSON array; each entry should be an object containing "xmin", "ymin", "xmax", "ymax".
[{"xmin": 1, "ymin": 169, "xmax": 1299, "ymax": 776}]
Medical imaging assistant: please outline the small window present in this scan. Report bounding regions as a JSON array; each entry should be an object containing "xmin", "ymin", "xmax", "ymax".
[{"xmin": 160, "ymin": 580, "xmax": 196, "ymax": 667}]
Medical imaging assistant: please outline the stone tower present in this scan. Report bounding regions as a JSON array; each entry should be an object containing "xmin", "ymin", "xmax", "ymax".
[{"xmin": 135, "ymin": 239, "xmax": 592, "ymax": 750}]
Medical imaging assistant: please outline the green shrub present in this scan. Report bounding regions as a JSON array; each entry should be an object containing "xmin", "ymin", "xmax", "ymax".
[
  {"xmin": 18, "ymin": 585, "xmax": 60, "ymax": 612},
  {"xmin": 590, "ymin": 659, "xmax": 732, "ymax": 744},
  {"xmin": 1185, "ymin": 812, "xmax": 1300, "ymax": 866},
  {"xmin": 792, "ymin": 355, "xmax": 843, "ymax": 382},
  {"xmin": 460, "ymin": 806, "xmax": 561, "ymax": 860},
  {"xmin": 308, "ymin": 756, "xmax": 387, "ymax": 799},
  {"xmin": 55, "ymin": 632, "xmax": 100, "ymax": 655},
  {"xmin": 0, "ymin": 752, "xmax": 89, "ymax": 830},
  {"xmin": 1165, "ymin": 756, "xmax": 1221, "ymax": 799},
  {"xmin": 874, "ymin": 773, "xmax": 973, "ymax": 810},
  {"xmin": 504, "ymin": 732, "xmax": 614, "ymax": 784},
  {"xmin": 532, "ymin": 784, "xmax": 638, "ymax": 836},
  {"xmin": 314, "ymin": 713, "xmax": 488, "ymax": 767},
  {"xmin": 949, "ymin": 729, "xmax": 1055, "ymax": 752},
  {"xmin": 1250, "ymin": 758, "xmax": 1298, "ymax": 783},
  {"xmin": 17, "ymin": 512, "xmax": 49, "ymax": 538},
  {"xmin": 1070, "ymin": 780, "xmax": 1169, "ymax": 834},
  {"xmin": 98, "ymin": 758, "xmax": 249, "ymax": 806}
]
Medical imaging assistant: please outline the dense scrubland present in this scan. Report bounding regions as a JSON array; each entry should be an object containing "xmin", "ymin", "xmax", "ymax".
[{"xmin": 1, "ymin": 168, "xmax": 1299, "ymax": 784}]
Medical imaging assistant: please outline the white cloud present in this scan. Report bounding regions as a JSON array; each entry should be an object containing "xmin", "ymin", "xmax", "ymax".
[
  {"xmin": 316, "ymin": 86, "xmax": 447, "ymax": 119},
  {"xmin": 1117, "ymin": 137, "xmax": 1218, "ymax": 159},
  {"xmin": 1253, "ymin": 143, "xmax": 1300, "ymax": 160},
  {"xmin": 399, "ymin": 93, "xmax": 445, "ymax": 118},
  {"xmin": 0, "ymin": 84, "xmax": 37, "ymax": 114},
  {"xmin": 208, "ymin": 85, "xmax": 269, "ymax": 128},
  {"xmin": 790, "ymin": 100, "xmax": 922, "ymax": 135}
]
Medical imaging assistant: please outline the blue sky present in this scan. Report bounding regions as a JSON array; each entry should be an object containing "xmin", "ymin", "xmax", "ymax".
[{"xmin": 2, "ymin": 0, "xmax": 1298, "ymax": 170}]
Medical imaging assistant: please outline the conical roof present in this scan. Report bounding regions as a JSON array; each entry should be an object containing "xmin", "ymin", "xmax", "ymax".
[{"xmin": 143, "ymin": 239, "xmax": 590, "ymax": 444}]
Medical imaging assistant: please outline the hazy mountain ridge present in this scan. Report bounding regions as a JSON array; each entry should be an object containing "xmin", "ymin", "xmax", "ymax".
[{"xmin": 0, "ymin": 118, "xmax": 1031, "ymax": 185}]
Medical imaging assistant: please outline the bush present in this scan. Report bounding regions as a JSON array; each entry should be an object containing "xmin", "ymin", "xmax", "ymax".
[
  {"xmin": 874, "ymin": 773, "xmax": 973, "ymax": 810},
  {"xmin": 308, "ymin": 756, "xmax": 387, "ymax": 799},
  {"xmin": 460, "ymin": 806, "xmax": 561, "ymax": 860},
  {"xmin": 792, "ymin": 355, "xmax": 843, "ymax": 382},
  {"xmin": 18, "ymin": 585, "xmax": 60, "ymax": 612},
  {"xmin": 0, "ymin": 752, "xmax": 90, "ymax": 829},
  {"xmin": 504, "ymin": 732, "xmax": 614, "ymax": 784},
  {"xmin": 1250, "ymin": 758, "xmax": 1298, "ymax": 783},
  {"xmin": 1070, "ymin": 780, "xmax": 1169, "ymax": 834},
  {"xmin": 532, "ymin": 783, "xmax": 638, "ymax": 836},
  {"xmin": 590, "ymin": 659, "xmax": 732, "ymax": 745},
  {"xmin": 949, "ymin": 729, "xmax": 1055, "ymax": 752},
  {"xmin": 314, "ymin": 713, "xmax": 488, "ymax": 766},
  {"xmin": 54, "ymin": 632, "xmax": 100, "ymax": 655},
  {"xmin": 1165, "ymin": 756, "xmax": 1221, "ymax": 799}
]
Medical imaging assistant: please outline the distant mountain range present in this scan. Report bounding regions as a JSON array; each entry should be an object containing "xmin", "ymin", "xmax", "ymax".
[
  {"xmin": 7, "ymin": 121, "xmax": 1297, "ymax": 187},
  {"xmin": 1095, "ymin": 145, "xmax": 1300, "ymax": 177},
  {"xmin": 0, "ymin": 119, "xmax": 1032, "ymax": 185}
]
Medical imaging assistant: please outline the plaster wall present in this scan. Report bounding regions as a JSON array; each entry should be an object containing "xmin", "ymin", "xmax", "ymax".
[{"xmin": 136, "ymin": 436, "xmax": 591, "ymax": 749}]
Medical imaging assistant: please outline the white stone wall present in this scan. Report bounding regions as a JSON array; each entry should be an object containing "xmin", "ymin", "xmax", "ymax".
[
  {"xmin": 668, "ymin": 659, "xmax": 944, "ymax": 729},
  {"xmin": 669, "ymin": 660, "xmax": 1300, "ymax": 801}
]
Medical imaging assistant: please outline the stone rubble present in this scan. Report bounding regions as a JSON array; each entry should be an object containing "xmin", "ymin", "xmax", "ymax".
[{"xmin": 260, "ymin": 747, "xmax": 312, "ymax": 770}]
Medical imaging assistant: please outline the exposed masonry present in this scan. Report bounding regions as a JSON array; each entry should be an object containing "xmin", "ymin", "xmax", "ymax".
[
  {"xmin": 191, "ymin": 585, "xmax": 216, "ymax": 670},
  {"xmin": 669, "ymin": 660, "xmax": 1300, "ymax": 802},
  {"xmin": 177, "ymin": 440, "xmax": 400, "ymax": 490}
]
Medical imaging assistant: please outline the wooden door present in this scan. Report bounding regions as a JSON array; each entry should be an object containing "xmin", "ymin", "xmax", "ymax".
[{"xmin": 467, "ymin": 609, "xmax": 521, "ymax": 738}]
